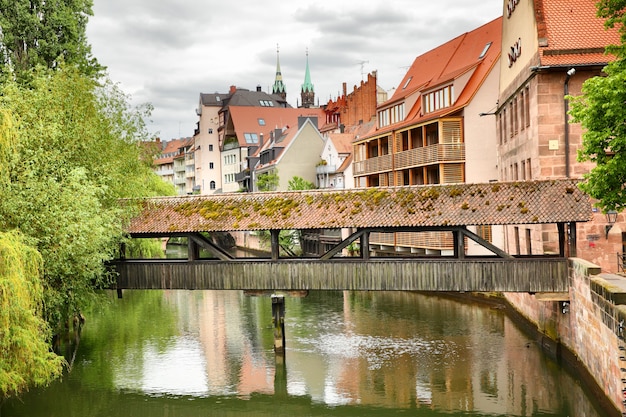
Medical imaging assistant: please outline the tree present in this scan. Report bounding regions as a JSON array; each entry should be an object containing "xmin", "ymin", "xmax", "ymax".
[
  {"xmin": 0, "ymin": 0, "xmax": 103, "ymax": 81},
  {"xmin": 569, "ymin": 2, "xmax": 626, "ymax": 212},
  {"xmin": 0, "ymin": 230, "xmax": 65, "ymax": 400},
  {"xmin": 0, "ymin": 66, "xmax": 170, "ymax": 331},
  {"xmin": 287, "ymin": 176, "xmax": 316, "ymax": 191},
  {"xmin": 256, "ymin": 170, "xmax": 279, "ymax": 191}
]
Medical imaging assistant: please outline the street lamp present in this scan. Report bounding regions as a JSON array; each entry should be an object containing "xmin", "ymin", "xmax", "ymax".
[{"xmin": 605, "ymin": 210, "xmax": 618, "ymax": 239}]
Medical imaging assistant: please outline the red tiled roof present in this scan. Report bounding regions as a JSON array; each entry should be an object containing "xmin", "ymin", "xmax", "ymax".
[
  {"xmin": 228, "ymin": 106, "xmax": 326, "ymax": 148},
  {"xmin": 537, "ymin": 0, "xmax": 620, "ymax": 66},
  {"xmin": 367, "ymin": 17, "xmax": 502, "ymax": 140},
  {"xmin": 127, "ymin": 179, "xmax": 591, "ymax": 234}
]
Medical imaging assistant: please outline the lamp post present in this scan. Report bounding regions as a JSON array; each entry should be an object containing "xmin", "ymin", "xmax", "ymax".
[{"xmin": 605, "ymin": 210, "xmax": 618, "ymax": 239}]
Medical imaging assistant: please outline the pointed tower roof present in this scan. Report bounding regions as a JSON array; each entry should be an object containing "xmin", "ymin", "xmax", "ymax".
[
  {"xmin": 272, "ymin": 45, "xmax": 287, "ymax": 98},
  {"xmin": 301, "ymin": 48, "xmax": 314, "ymax": 93}
]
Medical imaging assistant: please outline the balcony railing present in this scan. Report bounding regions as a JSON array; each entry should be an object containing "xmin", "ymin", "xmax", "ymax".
[
  {"xmin": 316, "ymin": 164, "xmax": 337, "ymax": 174},
  {"xmin": 395, "ymin": 143, "xmax": 465, "ymax": 170},
  {"xmin": 353, "ymin": 144, "xmax": 465, "ymax": 176},
  {"xmin": 353, "ymin": 154, "xmax": 392, "ymax": 175}
]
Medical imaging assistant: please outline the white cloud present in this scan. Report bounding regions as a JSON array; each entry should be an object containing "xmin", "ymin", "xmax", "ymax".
[{"xmin": 86, "ymin": 0, "xmax": 502, "ymax": 141}]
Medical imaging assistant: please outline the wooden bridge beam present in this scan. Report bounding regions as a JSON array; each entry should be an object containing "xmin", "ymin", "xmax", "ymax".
[{"xmin": 271, "ymin": 230, "xmax": 280, "ymax": 260}]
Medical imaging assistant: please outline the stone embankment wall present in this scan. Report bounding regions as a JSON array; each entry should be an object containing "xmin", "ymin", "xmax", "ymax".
[{"xmin": 505, "ymin": 258, "xmax": 626, "ymax": 416}]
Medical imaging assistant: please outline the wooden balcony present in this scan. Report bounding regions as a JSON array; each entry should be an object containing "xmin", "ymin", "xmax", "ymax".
[
  {"xmin": 353, "ymin": 144, "xmax": 465, "ymax": 176},
  {"xmin": 395, "ymin": 143, "xmax": 465, "ymax": 170},
  {"xmin": 353, "ymin": 154, "xmax": 392, "ymax": 175}
]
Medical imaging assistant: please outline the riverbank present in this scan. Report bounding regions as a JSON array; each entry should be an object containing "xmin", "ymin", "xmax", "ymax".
[{"xmin": 422, "ymin": 260, "xmax": 623, "ymax": 417}]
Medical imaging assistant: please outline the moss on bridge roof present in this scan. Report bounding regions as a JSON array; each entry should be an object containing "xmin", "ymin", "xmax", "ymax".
[{"xmin": 127, "ymin": 179, "xmax": 592, "ymax": 234}]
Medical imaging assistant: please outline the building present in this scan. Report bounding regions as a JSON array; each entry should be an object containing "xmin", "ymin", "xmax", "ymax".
[
  {"xmin": 153, "ymin": 137, "xmax": 194, "ymax": 195},
  {"xmin": 352, "ymin": 17, "xmax": 503, "ymax": 255},
  {"xmin": 495, "ymin": 0, "xmax": 621, "ymax": 271},
  {"xmin": 223, "ymin": 106, "xmax": 321, "ymax": 192},
  {"xmin": 194, "ymin": 93, "xmax": 224, "ymax": 194},
  {"xmin": 250, "ymin": 111, "xmax": 326, "ymax": 191}
]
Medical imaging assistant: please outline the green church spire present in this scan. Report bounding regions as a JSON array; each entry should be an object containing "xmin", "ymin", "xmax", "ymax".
[
  {"xmin": 272, "ymin": 44, "xmax": 286, "ymax": 100},
  {"xmin": 300, "ymin": 48, "xmax": 315, "ymax": 108}
]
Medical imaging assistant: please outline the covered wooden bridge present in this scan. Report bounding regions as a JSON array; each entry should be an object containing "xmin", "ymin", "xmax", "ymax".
[{"xmin": 111, "ymin": 179, "xmax": 592, "ymax": 292}]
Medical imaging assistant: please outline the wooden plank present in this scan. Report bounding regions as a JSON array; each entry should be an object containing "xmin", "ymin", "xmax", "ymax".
[{"xmin": 110, "ymin": 258, "xmax": 568, "ymax": 293}]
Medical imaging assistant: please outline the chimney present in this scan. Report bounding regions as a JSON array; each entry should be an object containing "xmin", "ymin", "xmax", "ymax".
[
  {"xmin": 343, "ymin": 82, "xmax": 347, "ymax": 97},
  {"xmin": 256, "ymin": 85, "xmax": 262, "ymax": 92},
  {"xmin": 259, "ymin": 133, "xmax": 264, "ymax": 147},
  {"xmin": 229, "ymin": 85, "xmax": 237, "ymax": 94}
]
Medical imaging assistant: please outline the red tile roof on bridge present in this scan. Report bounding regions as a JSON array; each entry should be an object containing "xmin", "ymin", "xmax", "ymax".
[{"xmin": 127, "ymin": 180, "xmax": 591, "ymax": 234}]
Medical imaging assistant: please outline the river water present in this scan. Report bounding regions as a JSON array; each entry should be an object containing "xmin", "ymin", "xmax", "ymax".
[{"xmin": 1, "ymin": 290, "xmax": 611, "ymax": 417}]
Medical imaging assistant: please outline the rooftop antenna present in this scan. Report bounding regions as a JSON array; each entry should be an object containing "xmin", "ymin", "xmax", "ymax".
[{"xmin": 357, "ymin": 60, "xmax": 369, "ymax": 80}]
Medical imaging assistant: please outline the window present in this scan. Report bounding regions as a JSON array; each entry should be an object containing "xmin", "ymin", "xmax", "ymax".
[
  {"xmin": 524, "ymin": 86, "xmax": 530, "ymax": 127},
  {"xmin": 208, "ymin": 128, "xmax": 213, "ymax": 134},
  {"xmin": 519, "ymin": 90, "xmax": 525, "ymax": 130},
  {"xmin": 258, "ymin": 118, "xmax": 266, "ymax": 126},
  {"xmin": 209, "ymin": 144, "xmax": 213, "ymax": 151},
  {"xmin": 244, "ymin": 133, "xmax": 258, "ymax": 143},
  {"xmin": 402, "ymin": 76, "xmax": 413, "ymax": 90},
  {"xmin": 210, "ymin": 181, "xmax": 216, "ymax": 190},
  {"xmin": 525, "ymin": 228, "xmax": 532, "ymax": 254},
  {"xmin": 423, "ymin": 85, "xmax": 453, "ymax": 114},
  {"xmin": 259, "ymin": 100, "xmax": 274, "ymax": 107},
  {"xmin": 476, "ymin": 225, "xmax": 492, "ymax": 243},
  {"xmin": 479, "ymin": 42, "xmax": 492, "ymax": 59},
  {"xmin": 209, "ymin": 162, "xmax": 214, "ymax": 169}
]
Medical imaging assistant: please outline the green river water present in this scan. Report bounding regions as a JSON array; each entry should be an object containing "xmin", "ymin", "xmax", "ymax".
[{"xmin": 1, "ymin": 290, "xmax": 612, "ymax": 417}]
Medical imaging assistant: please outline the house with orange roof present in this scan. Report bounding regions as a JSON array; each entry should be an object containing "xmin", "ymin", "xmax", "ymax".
[
  {"xmin": 495, "ymin": 0, "xmax": 621, "ymax": 272},
  {"xmin": 317, "ymin": 133, "xmax": 355, "ymax": 190},
  {"xmin": 250, "ymin": 113, "xmax": 326, "ymax": 191},
  {"xmin": 153, "ymin": 137, "xmax": 194, "ymax": 194},
  {"xmin": 353, "ymin": 17, "xmax": 503, "ymax": 256},
  {"xmin": 222, "ymin": 106, "xmax": 325, "ymax": 192}
]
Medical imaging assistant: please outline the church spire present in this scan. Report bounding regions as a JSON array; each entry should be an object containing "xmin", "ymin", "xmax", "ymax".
[
  {"xmin": 300, "ymin": 48, "xmax": 315, "ymax": 108},
  {"xmin": 272, "ymin": 44, "xmax": 287, "ymax": 100}
]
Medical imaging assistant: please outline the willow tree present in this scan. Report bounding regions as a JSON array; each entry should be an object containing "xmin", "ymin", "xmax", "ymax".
[
  {"xmin": 569, "ymin": 1, "xmax": 626, "ymax": 211},
  {"xmin": 0, "ymin": 231, "xmax": 65, "ymax": 399},
  {"xmin": 0, "ymin": 66, "xmax": 171, "ymax": 331}
]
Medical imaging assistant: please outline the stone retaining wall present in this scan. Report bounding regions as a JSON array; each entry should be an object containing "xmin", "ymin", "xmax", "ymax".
[{"xmin": 504, "ymin": 258, "xmax": 625, "ymax": 416}]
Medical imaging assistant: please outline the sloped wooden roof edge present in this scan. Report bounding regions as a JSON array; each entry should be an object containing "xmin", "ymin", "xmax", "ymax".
[{"xmin": 126, "ymin": 180, "xmax": 591, "ymax": 234}]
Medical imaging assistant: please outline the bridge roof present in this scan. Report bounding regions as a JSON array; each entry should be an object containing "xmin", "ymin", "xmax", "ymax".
[{"xmin": 127, "ymin": 180, "xmax": 591, "ymax": 234}]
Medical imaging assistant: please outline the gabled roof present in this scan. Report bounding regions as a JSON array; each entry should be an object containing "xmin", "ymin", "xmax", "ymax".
[
  {"xmin": 127, "ymin": 179, "xmax": 591, "ymax": 233},
  {"xmin": 226, "ymin": 88, "xmax": 289, "ymax": 108},
  {"xmin": 200, "ymin": 93, "xmax": 228, "ymax": 107},
  {"xmin": 153, "ymin": 137, "xmax": 193, "ymax": 165},
  {"xmin": 367, "ymin": 17, "xmax": 502, "ymax": 139},
  {"xmin": 328, "ymin": 133, "xmax": 354, "ymax": 154},
  {"xmin": 228, "ymin": 106, "xmax": 325, "ymax": 149},
  {"xmin": 536, "ymin": 0, "xmax": 620, "ymax": 66}
]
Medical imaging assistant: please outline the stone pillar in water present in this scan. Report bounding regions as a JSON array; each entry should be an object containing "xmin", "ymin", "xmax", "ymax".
[{"xmin": 272, "ymin": 294, "xmax": 286, "ymax": 353}]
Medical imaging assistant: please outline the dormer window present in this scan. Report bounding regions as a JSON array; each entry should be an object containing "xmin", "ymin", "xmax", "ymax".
[{"xmin": 423, "ymin": 85, "xmax": 454, "ymax": 114}]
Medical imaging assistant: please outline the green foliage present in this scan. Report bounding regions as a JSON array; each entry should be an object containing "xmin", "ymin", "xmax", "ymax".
[
  {"xmin": 0, "ymin": 0, "xmax": 103, "ymax": 81},
  {"xmin": 0, "ymin": 66, "xmax": 171, "ymax": 331},
  {"xmin": 256, "ymin": 170, "xmax": 279, "ymax": 191},
  {"xmin": 287, "ymin": 176, "xmax": 316, "ymax": 191},
  {"xmin": 569, "ymin": 1, "xmax": 626, "ymax": 212},
  {"xmin": 0, "ymin": 230, "xmax": 65, "ymax": 399}
]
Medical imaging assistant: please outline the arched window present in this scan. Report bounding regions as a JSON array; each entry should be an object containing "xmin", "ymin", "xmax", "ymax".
[{"xmin": 210, "ymin": 181, "xmax": 216, "ymax": 190}]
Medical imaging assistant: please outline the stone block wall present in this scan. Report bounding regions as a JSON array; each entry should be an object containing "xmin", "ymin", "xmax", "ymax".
[{"xmin": 504, "ymin": 258, "xmax": 625, "ymax": 415}]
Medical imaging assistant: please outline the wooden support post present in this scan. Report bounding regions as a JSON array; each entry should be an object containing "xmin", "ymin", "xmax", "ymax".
[
  {"xmin": 568, "ymin": 222, "xmax": 577, "ymax": 258},
  {"xmin": 453, "ymin": 228, "xmax": 465, "ymax": 259},
  {"xmin": 188, "ymin": 237, "xmax": 199, "ymax": 261},
  {"xmin": 274, "ymin": 347, "xmax": 287, "ymax": 398},
  {"xmin": 271, "ymin": 230, "xmax": 280, "ymax": 260},
  {"xmin": 119, "ymin": 242, "xmax": 126, "ymax": 260},
  {"xmin": 271, "ymin": 294, "xmax": 286, "ymax": 353},
  {"xmin": 557, "ymin": 223, "xmax": 565, "ymax": 257},
  {"xmin": 361, "ymin": 231, "xmax": 370, "ymax": 260}
]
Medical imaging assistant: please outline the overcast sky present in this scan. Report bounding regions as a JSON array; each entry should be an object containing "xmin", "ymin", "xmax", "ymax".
[{"xmin": 86, "ymin": 0, "xmax": 502, "ymax": 141}]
